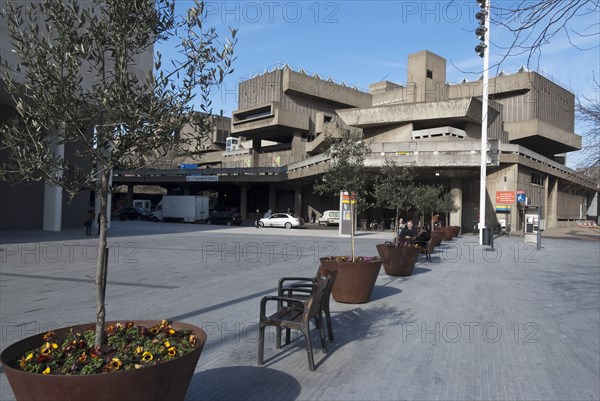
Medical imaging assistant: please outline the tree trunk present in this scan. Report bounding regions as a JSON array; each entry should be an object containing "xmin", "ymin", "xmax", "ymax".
[
  {"xmin": 94, "ymin": 170, "xmax": 110, "ymax": 350},
  {"xmin": 351, "ymin": 201, "xmax": 355, "ymax": 261},
  {"xmin": 394, "ymin": 208, "xmax": 399, "ymax": 243}
]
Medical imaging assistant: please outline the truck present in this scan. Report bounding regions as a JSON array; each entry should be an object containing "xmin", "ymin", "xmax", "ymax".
[
  {"xmin": 152, "ymin": 196, "xmax": 209, "ymax": 223},
  {"xmin": 133, "ymin": 199, "xmax": 151, "ymax": 210}
]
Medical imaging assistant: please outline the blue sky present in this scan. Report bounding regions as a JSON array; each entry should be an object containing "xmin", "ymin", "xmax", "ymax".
[{"xmin": 157, "ymin": 0, "xmax": 599, "ymax": 161}]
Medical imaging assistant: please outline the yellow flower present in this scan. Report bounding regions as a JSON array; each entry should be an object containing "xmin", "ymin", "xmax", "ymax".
[
  {"xmin": 42, "ymin": 367, "xmax": 51, "ymax": 375},
  {"xmin": 167, "ymin": 347, "xmax": 177, "ymax": 357},
  {"xmin": 168, "ymin": 329, "xmax": 175, "ymax": 335},
  {"xmin": 109, "ymin": 358, "xmax": 122, "ymax": 371},
  {"xmin": 41, "ymin": 342, "xmax": 56, "ymax": 355},
  {"xmin": 42, "ymin": 331, "xmax": 55, "ymax": 340},
  {"xmin": 19, "ymin": 353, "xmax": 34, "ymax": 368},
  {"xmin": 161, "ymin": 319, "xmax": 169, "ymax": 328},
  {"xmin": 135, "ymin": 346, "xmax": 143, "ymax": 354},
  {"xmin": 142, "ymin": 351, "xmax": 153, "ymax": 362},
  {"xmin": 163, "ymin": 341, "xmax": 171, "ymax": 348},
  {"xmin": 78, "ymin": 352, "xmax": 88, "ymax": 363},
  {"xmin": 149, "ymin": 327, "xmax": 159, "ymax": 335},
  {"xmin": 189, "ymin": 335, "xmax": 197, "ymax": 346}
]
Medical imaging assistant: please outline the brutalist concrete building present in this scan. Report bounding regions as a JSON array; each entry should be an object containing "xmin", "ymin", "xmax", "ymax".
[{"xmin": 113, "ymin": 50, "xmax": 597, "ymax": 232}]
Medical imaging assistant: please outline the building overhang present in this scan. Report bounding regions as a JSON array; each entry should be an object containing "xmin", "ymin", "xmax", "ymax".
[
  {"xmin": 336, "ymin": 97, "xmax": 500, "ymax": 128},
  {"xmin": 231, "ymin": 102, "xmax": 309, "ymax": 141},
  {"xmin": 505, "ymin": 120, "xmax": 581, "ymax": 155}
]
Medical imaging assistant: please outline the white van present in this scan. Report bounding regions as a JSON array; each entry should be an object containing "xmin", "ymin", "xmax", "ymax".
[{"xmin": 318, "ymin": 210, "xmax": 340, "ymax": 226}]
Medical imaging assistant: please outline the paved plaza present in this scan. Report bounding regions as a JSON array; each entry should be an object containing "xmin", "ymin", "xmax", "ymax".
[{"xmin": 1, "ymin": 222, "xmax": 599, "ymax": 400}]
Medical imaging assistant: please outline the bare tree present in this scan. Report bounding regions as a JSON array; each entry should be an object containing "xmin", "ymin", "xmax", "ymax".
[
  {"xmin": 575, "ymin": 76, "xmax": 600, "ymax": 178},
  {"xmin": 491, "ymin": 0, "xmax": 600, "ymax": 69}
]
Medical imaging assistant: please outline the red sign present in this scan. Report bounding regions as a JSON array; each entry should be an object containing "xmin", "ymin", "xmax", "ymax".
[{"xmin": 496, "ymin": 191, "xmax": 516, "ymax": 204}]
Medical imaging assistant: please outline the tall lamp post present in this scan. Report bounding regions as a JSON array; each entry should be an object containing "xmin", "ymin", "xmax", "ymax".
[{"xmin": 475, "ymin": 0, "xmax": 490, "ymax": 245}]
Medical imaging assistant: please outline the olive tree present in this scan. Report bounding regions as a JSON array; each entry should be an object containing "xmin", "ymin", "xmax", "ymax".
[
  {"xmin": 373, "ymin": 159, "xmax": 416, "ymax": 242},
  {"xmin": 0, "ymin": 0, "xmax": 236, "ymax": 349},
  {"xmin": 314, "ymin": 128, "xmax": 370, "ymax": 260}
]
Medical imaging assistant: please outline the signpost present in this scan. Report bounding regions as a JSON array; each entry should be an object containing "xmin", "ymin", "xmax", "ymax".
[{"xmin": 339, "ymin": 191, "xmax": 355, "ymax": 236}]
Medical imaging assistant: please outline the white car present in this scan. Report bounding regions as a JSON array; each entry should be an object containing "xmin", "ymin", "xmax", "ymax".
[{"xmin": 259, "ymin": 213, "xmax": 304, "ymax": 229}]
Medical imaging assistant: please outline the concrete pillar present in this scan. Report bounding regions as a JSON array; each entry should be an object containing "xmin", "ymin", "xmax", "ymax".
[
  {"xmin": 546, "ymin": 176, "xmax": 558, "ymax": 228},
  {"xmin": 126, "ymin": 184, "xmax": 134, "ymax": 206},
  {"xmin": 291, "ymin": 131, "xmax": 305, "ymax": 162},
  {"xmin": 268, "ymin": 184, "xmax": 276, "ymax": 214},
  {"xmin": 240, "ymin": 185, "xmax": 248, "ymax": 219},
  {"xmin": 43, "ymin": 181, "xmax": 63, "ymax": 232},
  {"xmin": 449, "ymin": 183, "xmax": 462, "ymax": 227},
  {"xmin": 252, "ymin": 139, "xmax": 261, "ymax": 167},
  {"xmin": 42, "ymin": 140, "xmax": 64, "ymax": 231},
  {"xmin": 294, "ymin": 185, "xmax": 302, "ymax": 217}
]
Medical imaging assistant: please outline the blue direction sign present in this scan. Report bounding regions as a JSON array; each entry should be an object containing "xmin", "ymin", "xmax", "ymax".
[{"xmin": 516, "ymin": 191, "xmax": 526, "ymax": 203}]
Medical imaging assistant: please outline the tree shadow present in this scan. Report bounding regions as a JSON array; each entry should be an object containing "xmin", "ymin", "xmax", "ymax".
[
  {"xmin": 186, "ymin": 366, "xmax": 301, "ymax": 401},
  {"xmin": 369, "ymin": 285, "xmax": 402, "ymax": 301}
]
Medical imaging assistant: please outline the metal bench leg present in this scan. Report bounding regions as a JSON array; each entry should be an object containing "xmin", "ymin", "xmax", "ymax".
[
  {"xmin": 316, "ymin": 317, "xmax": 327, "ymax": 353},
  {"xmin": 276, "ymin": 327, "xmax": 282, "ymax": 349},
  {"xmin": 302, "ymin": 327, "xmax": 315, "ymax": 371},
  {"xmin": 323, "ymin": 302, "xmax": 334, "ymax": 341},
  {"xmin": 258, "ymin": 324, "xmax": 265, "ymax": 366}
]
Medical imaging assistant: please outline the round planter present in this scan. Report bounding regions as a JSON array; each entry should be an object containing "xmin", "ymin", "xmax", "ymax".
[
  {"xmin": 376, "ymin": 244, "xmax": 420, "ymax": 276},
  {"xmin": 450, "ymin": 226, "xmax": 460, "ymax": 237},
  {"xmin": 319, "ymin": 257, "xmax": 382, "ymax": 304},
  {"xmin": 0, "ymin": 320, "xmax": 206, "ymax": 401},
  {"xmin": 441, "ymin": 226, "xmax": 454, "ymax": 241},
  {"xmin": 431, "ymin": 230, "xmax": 444, "ymax": 247}
]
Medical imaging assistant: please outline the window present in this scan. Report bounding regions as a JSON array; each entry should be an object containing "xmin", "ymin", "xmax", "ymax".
[
  {"xmin": 426, "ymin": 69, "xmax": 433, "ymax": 79},
  {"xmin": 531, "ymin": 173, "xmax": 543, "ymax": 186}
]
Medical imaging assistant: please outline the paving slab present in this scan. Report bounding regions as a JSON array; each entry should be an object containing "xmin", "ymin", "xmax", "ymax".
[{"xmin": 1, "ymin": 221, "xmax": 598, "ymax": 400}]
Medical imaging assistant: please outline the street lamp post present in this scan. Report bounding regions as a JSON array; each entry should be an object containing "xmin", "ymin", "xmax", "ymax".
[{"xmin": 475, "ymin": 0, "xmax": 490, "ymax": 245}]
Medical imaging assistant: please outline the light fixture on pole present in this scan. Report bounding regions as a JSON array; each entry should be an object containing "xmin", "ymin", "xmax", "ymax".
[{"xmin": 475, "ymin": 0, "xmax": 490, "ymax": 245}]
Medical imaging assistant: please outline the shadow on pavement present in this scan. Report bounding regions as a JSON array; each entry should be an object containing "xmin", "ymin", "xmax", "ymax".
[{"xmin": 187, "ymin": 366, "xmax": 301, "ymax": 401}]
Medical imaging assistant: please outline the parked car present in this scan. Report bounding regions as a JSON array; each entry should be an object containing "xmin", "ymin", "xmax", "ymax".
[
  {"xmin": 206, "ymin": 211, "xmax": 242, "ymax": 226},
  {"xmin": 318, "ymin": 210, "xmax": 340, "ymax": 226},
  {"xmin": 118, "ymin": 207, "xmax": 153, "ymax": 221},
  {"xmin": 258, "ymin": 213, "xmax": 304, "ymax": 229}
]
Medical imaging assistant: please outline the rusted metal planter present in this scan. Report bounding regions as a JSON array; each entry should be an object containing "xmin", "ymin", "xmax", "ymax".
[
  {"xmin": 319, "ymin": 258, "xmax": 382, "ymax": 304},
  {"xmin": 0, "ymin": 320, "xmax": 206, "ymax": 401},
  {"xmin": 450, "ymin": 226, "xmax": 461, "ymax": 237},
  {"xmin": 431, "ymin": 230, "xmax": 444, "ymax": 247},
  {"xmin": 441, "ymin": 226, "xmax": 455, "ymax": 241},
  {"xmin": 376, "ymin": 244, "xmax": 420, "ymax": 276}
]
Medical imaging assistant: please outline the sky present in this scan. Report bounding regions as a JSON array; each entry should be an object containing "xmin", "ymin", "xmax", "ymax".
[{"xmin": 156, "ymin": 0, "xmax": 599, "ymax": 163}]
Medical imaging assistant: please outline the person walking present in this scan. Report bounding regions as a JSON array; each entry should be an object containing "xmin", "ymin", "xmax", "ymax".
[
  {"xmin": 255, "ymin": 209, "xmax": 261, "ymax": 228},
  {"xmin": 84, "ymin": 208, "xmax": 95, "ymax": 236}
]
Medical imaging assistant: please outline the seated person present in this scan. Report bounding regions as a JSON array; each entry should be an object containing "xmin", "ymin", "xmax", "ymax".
[
  {"xmin": 415, "ymin": 229, "xmax": 431, "ymax": 247},
  {"xmin": 398, "ymin": 220, "xmax": 418, "ymax": 239}
]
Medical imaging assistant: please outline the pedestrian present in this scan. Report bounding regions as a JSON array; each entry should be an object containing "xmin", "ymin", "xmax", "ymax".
[
  {"xmin": 84, "ymin": 208, "xmax": 95, "ymax": 236},
  {"xmin": 311, "ymin": 211, "xmax": 316, "ymax": 223},
  {"xmin": 97, "ymin": 212, "xmax": 101, "ymax": 235},
  {"xmin": 255, "ymin": 209, "xmax": 260, "ymax": 228}
]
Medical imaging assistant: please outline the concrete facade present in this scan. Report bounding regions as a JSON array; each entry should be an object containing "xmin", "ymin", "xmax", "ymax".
[
  {"xmin": 3, "ymin": 41, "xmax": 597, "ymax": 230},
  {"xmin": 112, "ymin": 50, "xmax": 596, "ymax": 232}
]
